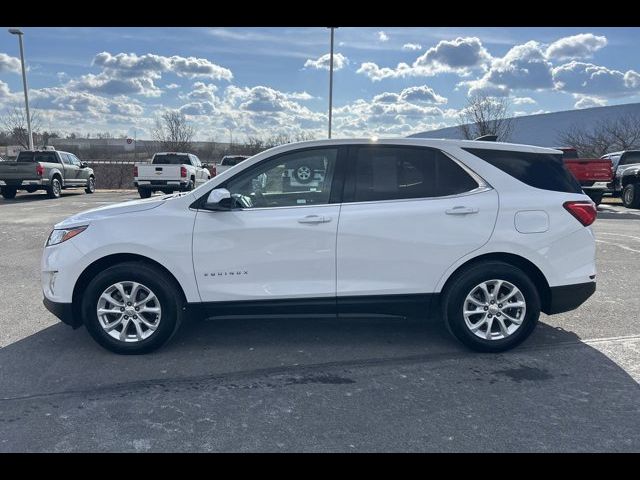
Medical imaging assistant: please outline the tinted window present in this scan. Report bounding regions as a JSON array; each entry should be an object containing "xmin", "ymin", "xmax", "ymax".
[
  {"xmin": 153, "ymin": 154, "xmax": 190, "ymax": 165},
  {"xmin": 16, "ymin": 151, "xmax": 58, "ymax": 163},
  {"xmin": 620, "ymin": 152, "xmax": 640, "ymax": 166},
  {"xmin": 349, "ymin": 146, "xmax": 478, "ymax": 202},
  {"xmin": 464, "ymin": 148, "xmax": 582, "ymax": 194},
  {"xmin": 224, "ymin": 148, "xmax": 337, "ymax": 209},
  {"xmin": 221, "ymin": 156, "xmax": 246, "ymax": 166}
]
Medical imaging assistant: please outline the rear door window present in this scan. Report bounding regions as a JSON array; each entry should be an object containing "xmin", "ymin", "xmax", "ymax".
[
  {"xmin": 345, "ymin": 146, "xmax": 479, "ymax": 203},
  {"xmin": 463, "ymin": 148, "xmax": 582, "ymax": 194}
]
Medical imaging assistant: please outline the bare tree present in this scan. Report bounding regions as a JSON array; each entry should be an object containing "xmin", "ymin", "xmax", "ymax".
[
  {"xmin": 457, "ymin": 94, "xmax": 513, "ymax": 141},
  {"xmin": 557, "ymin": 115, "xmax": 640, "ymax": 157},
  {"xmin": 153, "ymin": 112, "xmax": 195, "ymax": 152},
  {"xmin": 0, "ymin": 107, "xmax": 41, "ymax": 148}
]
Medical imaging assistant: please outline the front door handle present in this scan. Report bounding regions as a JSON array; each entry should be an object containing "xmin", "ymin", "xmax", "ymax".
[
  {"xmin": 298, "ymin": 215, "xmax": 331, "ymax": 224},
  {"xmin": 445, "ymin": 206, "xmax": 479, "ymax": 215}
]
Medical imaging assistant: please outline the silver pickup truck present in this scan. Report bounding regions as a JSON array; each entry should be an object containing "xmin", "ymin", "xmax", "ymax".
[{"xmin": 0, "ymin": 149, "xmax": 96, "ymax": 199}]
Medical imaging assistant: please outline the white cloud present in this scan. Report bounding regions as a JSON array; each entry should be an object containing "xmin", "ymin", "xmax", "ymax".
[
  {"xmin": 462, "ymin": 41, "xmax": 554, "ymax": 96},
  {"xmin": 573, "ymin": 94, "xmax": 608, "ymax": 109},
  {"xmin": 0, "ymin": 53, "xmax": 21, "ymax": 74},
  {"xmin": 378, "ymin": 31, "xmax": 389, "ymax": 42},
  {"xmin": 546, "ymin": 33, "xmax": 607, "ymax": 61},
  {"xmin": 93, "ymin": 52, "xmax": 233, "ymax": 81},
  {"xmin": 512, "ymin": 96, "xmax": 537, "ymax": 105},
  {"xmin": 552, "ymin": 61, "xmax": 640, "ymax": 96},
  {"xmin": 185, "ymin": 82, "xmax": 218, "ymax": 102},
  {"xmin": 398, "ymin": 85, "xmax": 447, "ymax": 104},
  {"xmin": 165, "ymin": 83, "xmax": 179, "ymax": 89},
  {"xmin": 304, "ymin": 53, "xmax": 349, "ymax": 71},
  {"xmin": 357, "ymin": 37, "xmax": 491, "ymax": 81},
  {"xmin": 402, "ymin": 43, "xmax": 422, "ymax": 51}
]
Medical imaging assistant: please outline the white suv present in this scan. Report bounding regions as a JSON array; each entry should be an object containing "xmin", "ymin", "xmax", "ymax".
[{"xmin": 41, "ymin": 138, "xmax": 597, "ymax": 354}]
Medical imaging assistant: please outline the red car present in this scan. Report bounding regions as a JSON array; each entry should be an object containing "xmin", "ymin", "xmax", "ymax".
[{"xmin": 558, "ymin": 147, "xmax": 613, "ymax": 206}]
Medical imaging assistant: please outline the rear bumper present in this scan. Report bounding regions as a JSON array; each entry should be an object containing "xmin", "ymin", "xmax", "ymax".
[
  {"xmin": 545, "ymin": 281, "xmax": 596, "ymax": 315},
  {"xmin": 43, "ymin": 297, "xmax": 82, "ymax": 329},
  {"xmin": 0, "ymin": 179, "xmax": 46, "ymax": 187}
]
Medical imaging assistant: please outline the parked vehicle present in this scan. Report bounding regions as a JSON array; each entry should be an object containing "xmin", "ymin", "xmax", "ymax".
[
  {"xmin": 42, "ymin": 138, "xmax": 596, "ymax": 355},
  {"xmin": 0, "ymin": 148, "xmax": 95, "ymax": 200},
  {"xmin": 216, "ymin": 155, "xmax": 249, "ymax": 175},
  {"xmin": 558, "ymin": 147, "xmax": 612, "ymax": 206},
  {"xmin": 600, "ymin": 150, "xmax": 640, "ymax": 204},
  {"xmin": 134, "ymin": 152, "xmax": 211, "ymax": 199}
]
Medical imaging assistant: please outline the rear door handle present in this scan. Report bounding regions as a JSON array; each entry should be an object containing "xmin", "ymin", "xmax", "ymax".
[
  {"xmin": 298, "ymin": 215, "xmax": 331, "ymax": 224},
  {"xmin": 445, "ymin": 206, "xmax": 479, "ymax": 215}
]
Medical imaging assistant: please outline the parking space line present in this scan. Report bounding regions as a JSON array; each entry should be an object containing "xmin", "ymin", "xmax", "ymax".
[{"xmin": 595, "ymin": 239, "xmax": 640, "ymax": 254}]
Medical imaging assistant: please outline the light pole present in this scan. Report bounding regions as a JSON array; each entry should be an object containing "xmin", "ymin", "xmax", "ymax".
[
  {"xmin": 8, "ymin": 28, "xmax": 34, "ymax": 150},
  {"xmin": 327, "ymin": 27, "xmax": 337, "ymax": 139}
]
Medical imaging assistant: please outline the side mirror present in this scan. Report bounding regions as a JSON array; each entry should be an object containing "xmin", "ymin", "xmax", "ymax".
[
  {"xmin": 80, "ymin": 162, "xmax": 88, "ymax": 168},
  {"xmin": 205, "ymin": 188, "xmax": 233, "ymax": 210},
  {"xmin": 202, "ymin": 163, "xmax": 209, "ymax": 169}
]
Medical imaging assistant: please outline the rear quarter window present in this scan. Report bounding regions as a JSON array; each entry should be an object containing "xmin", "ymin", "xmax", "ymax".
[{"xmin": 463, "ymin": 148, "xmax": 582, "ymax": 194}]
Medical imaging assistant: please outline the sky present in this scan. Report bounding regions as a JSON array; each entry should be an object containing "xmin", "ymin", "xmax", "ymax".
[{"xmin": 1, "ymin": 26, "xmax": 639, "ymax": 141}]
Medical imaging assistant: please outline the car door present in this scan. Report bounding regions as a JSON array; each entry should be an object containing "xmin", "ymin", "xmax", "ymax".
[
  {"xmin": 336, "ymin": 145, "xmax": 499, "ymax": 300},
  {"xmin": 192, "ymin": 146, "xmax": 344, "ymax": 303},
  {"xmin": 59, "ymin": 153, "xmax": 79, "ymax": 185},
  {"xmin": 616, "ymin": 152, "xmax": 640, "ymax": 190},
  {"xmin": 71, "ymin": 154, "xmax": 89, "ymax": 185}
]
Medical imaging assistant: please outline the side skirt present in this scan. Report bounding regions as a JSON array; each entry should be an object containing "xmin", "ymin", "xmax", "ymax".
[{"xmin": 189, "ymin": 294, "xmax": 437, "ymax": 319}]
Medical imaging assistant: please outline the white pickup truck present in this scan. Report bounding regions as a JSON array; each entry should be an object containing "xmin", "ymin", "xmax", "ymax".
[{"xmin": 134, "ymin": 152, "xmax": 211, "ymax": 198}]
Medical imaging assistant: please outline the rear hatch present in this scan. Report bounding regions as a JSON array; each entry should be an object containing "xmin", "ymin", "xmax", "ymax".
[
  {"xmin": 564, "ymin": 159, "xmax": 613, "ymax": 183},
  {"xmin": 0, "ymin": 162, "xmax": 41, "ymax": 181},
  {"xmin": 137, "ymin": 153, "xmax": 190, "ymax": 182}
]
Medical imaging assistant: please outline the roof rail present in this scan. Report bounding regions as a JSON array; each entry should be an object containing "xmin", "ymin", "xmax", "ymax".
[{"xmin": 474, "ymin": 134, "xmax": 498, "ymax": 142}]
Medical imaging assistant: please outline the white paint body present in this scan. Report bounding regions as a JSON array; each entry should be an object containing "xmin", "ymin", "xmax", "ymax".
[{"xmin": 42, "ymin": 138, "xmax": 596, "ymax": 308}]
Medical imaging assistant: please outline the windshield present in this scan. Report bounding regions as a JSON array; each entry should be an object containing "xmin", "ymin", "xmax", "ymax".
[
  {"xmin": 16, "ymin": 151, "xmax": 58, "ymax": 163},
  {"xmin": 153, "ymin": 154, "xmax": 190, "ymax": 165}
]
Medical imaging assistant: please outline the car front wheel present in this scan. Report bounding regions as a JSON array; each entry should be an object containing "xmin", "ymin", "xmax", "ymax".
[
  {"xmin": 85, "ymin": 176, "xmax": 96, "ymax": 194},
  {"xmin": 81, "ymin": 262, "xmax": 183, "ymax": 354},
  {"xmin": 442, "ymin": 261, "xmax": 540, "ymax": 352},
  {"xmin": 138, "ymin": 188, "xmax": 152, "ymax": 199},
  {"xmin": 622, "ymin": 183, "xmax": 640, "ymax": 209}
]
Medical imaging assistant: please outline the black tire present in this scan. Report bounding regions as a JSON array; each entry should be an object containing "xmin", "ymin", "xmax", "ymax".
[
  {"xmin": 442, "ymin": 261, "xmax": 540, "ymax": 353},
  {"xmin": 25, "ymin": 186, "xmax": 38, "ymax": 193},
  {"xmin": 586, "ymin": 191, "xmax": 603, "ymax": 206},
  {"xmin": 293, "ymin": 165, "xmax": 314, "ymax": 184},
  {"xmin": 85, "ymin": 176, "xmax": 96, "ymax": 194},
  {"xmin": 81, "ymin": 262, "xmax": 183, "ymax": 354},
  {"xmin": 46, "ymin": 176, "xmax": 62, "ymax": 199},
  {"xmin": 1, "ymin": 187, "xmax": 17, "ymax": 199},
  {"xmin": 622, "ymin": 183, "xmax": 640, "ymax": 209},
  {"xmin": 138, "ymin": 187, "xmax": 152, "ymax": 199},
  {"xmin": 184, "ymin": 178, "xmax": 195, "ymax": 191}
]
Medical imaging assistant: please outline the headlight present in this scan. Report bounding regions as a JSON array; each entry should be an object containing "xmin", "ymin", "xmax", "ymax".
[{"xmin": 46, "ymin": 225, "xmax": 88, "ymax": 247}]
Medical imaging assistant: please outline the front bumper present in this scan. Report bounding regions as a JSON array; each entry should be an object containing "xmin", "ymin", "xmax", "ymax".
[
  {"xmin": 43, "ymin": 297, "xmax": 82, "ymax": 328},
  {"xmin": 545, "ymin": 281, "xmax": 596, "ymax": 315}
]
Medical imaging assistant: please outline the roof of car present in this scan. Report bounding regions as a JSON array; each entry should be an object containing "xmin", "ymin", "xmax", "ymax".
[
  {"xmin": 260, "ymin": 138, "xmax": 561, "ymax": 155},
  {"xmin": 154, "ymin": 152, "xmax": 193, "ymax": 155}
]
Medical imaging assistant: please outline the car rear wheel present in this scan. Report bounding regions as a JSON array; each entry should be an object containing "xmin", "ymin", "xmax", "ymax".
[
  {"xmin": 442, "ymin": 261, "xmax": 540, "ymax": 352},
  {"xmin": 622, "ymin": 183, "xmax": 640, "ymax": 209},
  {"xmin": 46, "ymin": 176, "xmax": 62, "ymax": 199},
  {"xmin": 85, "ymin": 176, "xmax": 96, "ymax": 194},
  {"xmin": 1, "ymin": 186, "xmax": 17, "ymax": 199},
  {"xmin": 82, "ymin": 262, "xmax": 183, "ymax": 354},
  {"xmin": 138, "ymin": 188, "xmax": 152, "ymax": 199}
]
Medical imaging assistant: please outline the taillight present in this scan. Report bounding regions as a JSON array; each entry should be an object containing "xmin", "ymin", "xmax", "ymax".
[
  {"xmin": 564, "ymin": 201, "xmax": 597, "ymax": 227},
  {"xmin": 180, "ymin": 166, "xmax": 187, "ymax": 178},
  {"xmin": 36, "ymin": 164, "xmax": 44, "ymax": 176},
  {"xmin": 133, "ymin": 166, "xmax": 138, "ymax": 177},
  {"xmin": 211, "ymin": 166, "xmax": 217, "ymax": 177}
]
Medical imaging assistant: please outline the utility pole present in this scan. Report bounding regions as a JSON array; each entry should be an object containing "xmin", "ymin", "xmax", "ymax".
[
  {"xmin": 327, "ymin": 27, "xmax": 337, "ymax": 139},
  {"xmin": 8, "ymin": 28, "xmax": 33, "ymax": 150}
]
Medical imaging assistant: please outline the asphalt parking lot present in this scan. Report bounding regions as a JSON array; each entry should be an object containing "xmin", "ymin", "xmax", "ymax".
[{"xmin": 1, "ymin": 190, "xmax": 639, "ymax": 452}]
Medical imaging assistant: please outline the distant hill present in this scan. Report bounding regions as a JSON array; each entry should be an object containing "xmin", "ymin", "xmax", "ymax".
[{"xmin": 409, "ymin": 102, "xmax": 640, "ymax": 148}]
